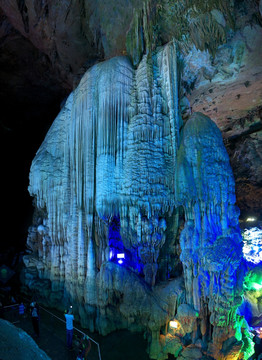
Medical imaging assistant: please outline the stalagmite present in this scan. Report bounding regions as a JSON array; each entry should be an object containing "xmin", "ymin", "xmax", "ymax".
[{"xmin": 23, "ymin": 40, "xmax": 249, "ymax": 359}]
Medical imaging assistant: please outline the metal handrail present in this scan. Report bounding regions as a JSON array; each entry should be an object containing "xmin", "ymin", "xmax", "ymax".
[
  {"xmin": 1, "ymin": 300, "xmax": 102, "ymax": 360},
  {"xmin": 38, "ymin": 305, "xmax": 102, "ymax": 360},
  {"xmin": 2, "ymin": 303, "xmax": 19, "ymax": 309}
]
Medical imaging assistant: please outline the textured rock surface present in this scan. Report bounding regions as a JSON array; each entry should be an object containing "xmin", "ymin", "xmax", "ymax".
[
  {"xmin": 22, "ymin": 38, "xmax": 251, "ymax": 359},
  {"xmin": 27, "ymin": 44, "xmax": 181, "ymax": 288},
  {"xmin": 1, "ymin": 0, "xmax": 261, "ymax": 222},
  {"xmin": 0, "ymin": 319, "xmax": 51, "ymax": 360},
  {"xmin": 183, "ymin": 25, "xmax": 262, "ymax": 218},
  {"xmin": 175, "ymin": 112, "xmax": 249, "ymax": 357},
  {"xmin": 1, "ymin": 0, "xmax": 261, "ymax": 359}
]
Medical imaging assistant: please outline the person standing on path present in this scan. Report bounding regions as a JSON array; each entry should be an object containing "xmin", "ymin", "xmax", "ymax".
[
  {"xmin": 65, "ymin": 307, "xmax": 74, "ymax": 349},
  {"xmin": 30, "ymin": 302, "xmax": 40, "ymax": 337},
  {"xmin": 19, "ymin": 302, "xmax": 25, "ymax": 318}
]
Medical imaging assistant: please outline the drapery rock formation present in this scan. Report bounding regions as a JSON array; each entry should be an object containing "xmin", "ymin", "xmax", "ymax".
[
  {"xmin": 22, "ymin": 37, "xmax": 253, "ymax": 359},
  {"xmin": 1, "ymin": 1, "xmax": 261, "ymax": 259}
]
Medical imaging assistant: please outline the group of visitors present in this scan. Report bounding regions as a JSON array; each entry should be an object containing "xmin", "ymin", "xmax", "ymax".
[
  {"xmin": 27, "ymin": 302, "xmax": 91, "ymax": 358},
  {"xmin": 0, "ymin": 295, "xmax": 91, "ymax": 359}
]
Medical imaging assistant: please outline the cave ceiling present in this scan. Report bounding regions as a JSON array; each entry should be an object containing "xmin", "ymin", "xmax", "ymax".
[{"xmin": 0, "ymin": 0, "xmax": 261, "ymax": 223}]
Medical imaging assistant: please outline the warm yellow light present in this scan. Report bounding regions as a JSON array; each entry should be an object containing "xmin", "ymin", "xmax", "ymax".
[
  {"xmin": 246, "ymin": 217, "xmax": 256, "ymax": 222},
  {"xmin": 169, "ymin": 320, "xmax": 178, "ymax": 329}
]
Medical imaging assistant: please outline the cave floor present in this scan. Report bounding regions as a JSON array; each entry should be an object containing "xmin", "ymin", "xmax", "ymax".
[{"xmin": 3, "ymin": 305, "xmax": 149, "ymax": 360}]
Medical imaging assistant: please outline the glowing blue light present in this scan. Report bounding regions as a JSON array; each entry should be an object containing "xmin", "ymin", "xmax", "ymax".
[
  {"xmin": 242, "ymin": 227, "xmax": 262, "ymax": 264},
  {"xmin": 117, "ymin": 253, "xmax": 125, "ymax": 259},
  {"xmin": 109, "ymin": 250, "xmax": 113, "ymax": 260},
  {"xmin": 118, "ymin": 259, "xmax": 123, "ymax": 264}
]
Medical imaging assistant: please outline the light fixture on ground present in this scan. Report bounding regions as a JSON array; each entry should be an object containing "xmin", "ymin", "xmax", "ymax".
[{"xmin": 169, "ymin": 320, "xmax": 179, "ymax": 329}]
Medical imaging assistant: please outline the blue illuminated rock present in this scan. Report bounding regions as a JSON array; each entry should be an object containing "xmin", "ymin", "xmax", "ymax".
[
  {"xmin": 24, "ymin": 40, "xmax": 248, "ymax": 360},
  {"xmin": 175, "ymin": 112, "xmax": 247, "ymax": 356},
  {"xmin": 27, "ymin": 42, "xmax": 180, "ymax": 290}
]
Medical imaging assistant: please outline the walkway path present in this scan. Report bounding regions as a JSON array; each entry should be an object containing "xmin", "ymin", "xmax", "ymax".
[{"xmin": 2, "ymin": 303, "xmax": 149, "ymax": 360}]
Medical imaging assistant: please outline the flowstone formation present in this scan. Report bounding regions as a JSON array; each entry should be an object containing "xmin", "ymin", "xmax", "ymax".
[{"xmin": 23, "ymin": 40, "xmax": 251, "ymax": 359}]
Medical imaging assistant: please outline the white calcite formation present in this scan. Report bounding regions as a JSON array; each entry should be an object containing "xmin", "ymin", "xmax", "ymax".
[{"xmin": 24, "ymin": 41, "xmax": 251, "ymax": 359}]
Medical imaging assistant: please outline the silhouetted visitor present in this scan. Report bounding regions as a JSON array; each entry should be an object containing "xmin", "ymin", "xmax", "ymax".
[
  {"xmin": 65, "ymin": 307, "xmax": 74, "ymax": 349},
  {"xmin": 9, "ymin": 296, "xmax": 17, "ymax": 321},
  {"xmin": 10, "ymin": 295, "xmax": 16, "ymax": 312},
  {"xmin": 30, "ymin": 301, "xmax": 40, "ymax": 337}
]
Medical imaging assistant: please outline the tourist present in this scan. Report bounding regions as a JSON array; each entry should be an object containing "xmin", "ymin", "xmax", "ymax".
[
  {"xmin": 65, "ymin": 306, "xmax": 74, "ymax": 349},
  {"xmin": 76, "ymin": 335, "xmax": 91, "ymax": 360},
  {"xmin": 19, "ymin": 302, "xmax": 25, "ymax": 317},
  {"xmin": 30, "ymin": 301, "xmax": 40, "ymax": 337},
  {"xmin": 10, "ymin": 295, "xmax": 17, "ymax": 320}
]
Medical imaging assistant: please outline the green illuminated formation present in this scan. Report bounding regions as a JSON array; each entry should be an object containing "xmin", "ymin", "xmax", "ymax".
[{"xmin": 244, "ymin": 270, "xmax": 262, "ymax": 292}]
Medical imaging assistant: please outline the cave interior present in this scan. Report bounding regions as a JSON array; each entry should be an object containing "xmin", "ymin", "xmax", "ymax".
[{"xmin": 0, "ymin": 1, "xmax": 262, "ymax": 359}]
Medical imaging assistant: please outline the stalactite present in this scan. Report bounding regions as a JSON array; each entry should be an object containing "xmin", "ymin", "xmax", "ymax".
[{"xmin": 25, "ymin": 36, "xmax": 246, "ymax": 359}]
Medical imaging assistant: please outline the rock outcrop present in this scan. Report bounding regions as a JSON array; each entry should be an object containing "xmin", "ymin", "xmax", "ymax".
[{"xmin": 0, "ymin": 319, "xmax": 51, "ymax": 360}]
